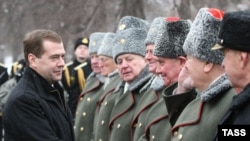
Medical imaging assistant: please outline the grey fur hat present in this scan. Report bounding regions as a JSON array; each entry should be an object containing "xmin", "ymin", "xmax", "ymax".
[
  {"xmin": 97, "ymin": 32, "xmax": 116, "ymax": 58},
  {"xmin": 183, "ymin": 8, "xmax": 224, "ymax": 64},
  {"xmin": 145, "ymin": 17, "xmax": 166, "ymax": 45},
  {"xmin": 112, "ymin": 28, "xmax": 147, "ymax": 63},
  {"xmin": 154, "ymin": 19, "xmax": 192, "ymax": 58},
  {"xmin": 89, "ymin": 32, "xmax": 106, "ymax": 55},
  {"xmin": 116, "ymin": 16, "xmax": 150, "ymax": 33}
]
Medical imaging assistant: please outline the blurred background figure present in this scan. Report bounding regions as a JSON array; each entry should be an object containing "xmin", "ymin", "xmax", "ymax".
[
  {"xmin": 9, "ymin": 54, "xmax": 25, "ymax": 79},
  {"xmin": 0, "ymin": 63, "xmax": 8, "ymax": 86},
  {"xmin": 0, "ymin": 62, "xmax": 8, "ymax": 141},
  {"xmin": 61, "ymin": 37, "xmax": 92, "ymax": 118}
]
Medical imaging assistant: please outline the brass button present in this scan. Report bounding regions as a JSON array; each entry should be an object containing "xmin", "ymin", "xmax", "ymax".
[
  {"xmin": 80, "ymin": 127, "xmax": 84, "ymax": 131},
  {"xmin": 117, "ymin": 124, "xmax": 121, "ymax": 128},
  {"xmin": 119, "ymin": 24, "xmax": 126, "ymax": 30},
  {"xmin": 138, "ymin": 123, "xmax": 142, "ymax": 128},
  {"xmin": 104, "ymin": 101, "xmax": 108, "ymax": 106},
  {"xmin": 101, "ymin": 120, "xmax": 105, "ymax": 125},
  {"xmin": 87, "ymin": 97, "xmax": 91, "ymax": 101},
  {"xmin": 174, "ymin": 131, "xmax": 178, "ymax": 136},
  {"xmin": 151, "ymin": 135, "xmax": 155, "ymax": 141},
  {"xmin": 178, "ymin": 134, "xmax": 183, "ymax": 140},
  {"xmin": 82, "ymin": 112, "xmax": 86, "ymax": 117}
]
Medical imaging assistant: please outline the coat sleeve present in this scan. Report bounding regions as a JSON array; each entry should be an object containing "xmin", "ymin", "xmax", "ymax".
[
  {"xmin": 0, "ymin": 78, "xmax": 17, "ymax": 114},
  {"xmin": 0, "ymin": 67, "xmax": 9, "ymax": 86},
  {"xmin": 3, "ymin": 94, "xmax": 64, "ymax": 141}
]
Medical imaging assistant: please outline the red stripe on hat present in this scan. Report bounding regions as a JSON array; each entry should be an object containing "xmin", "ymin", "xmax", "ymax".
[
  {"xmin": 166, "ymin": 17, "xmax": 180, "ymax": 22},
  {"xmin": 207, "ymin": 8, "xmax": 224, "ymax": 19}
]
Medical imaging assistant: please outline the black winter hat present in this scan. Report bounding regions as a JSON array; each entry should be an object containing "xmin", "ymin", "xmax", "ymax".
[
  {"xmin": 74, "ymin": 37, "xmax": 89, "ymax": 50},
  {"xmin": 212, "ymin": 10, "xmax": 250, "ymax": 52}
]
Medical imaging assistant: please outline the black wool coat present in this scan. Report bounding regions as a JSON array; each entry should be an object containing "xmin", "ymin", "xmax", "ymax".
[
  {"xmin": 219, "ymin": 83, "xmax": 250, "ymax": 124},
  {"xmin": 3, "ymin": 67, "xmax": 75, "ymax": 141},
  {"xmin": 214, "ymin": 83, "xmax": 250, "ymax": 140}
]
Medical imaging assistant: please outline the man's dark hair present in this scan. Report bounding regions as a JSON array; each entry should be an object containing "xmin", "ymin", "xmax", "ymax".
[{"xmin": 23, "ymin": 29, "xmax": 62, "ymax": 64}]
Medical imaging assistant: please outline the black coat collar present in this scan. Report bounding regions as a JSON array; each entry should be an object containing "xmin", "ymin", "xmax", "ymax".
[{"xmin": 231, "ymin": 83, "xmax": 250, "ymax": 110}]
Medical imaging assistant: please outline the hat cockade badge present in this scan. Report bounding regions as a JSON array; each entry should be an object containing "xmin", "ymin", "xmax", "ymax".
[
  {"xmin": 120, "ymin": 39, "xmax": 125, "ymax": 44},
  {"xmin": 119, "ymin": 24, "xmax": 126, "ymax": 31},
  {"xmin": 82, "ymin": 38, "xmax": 88, "ymax": 44}
]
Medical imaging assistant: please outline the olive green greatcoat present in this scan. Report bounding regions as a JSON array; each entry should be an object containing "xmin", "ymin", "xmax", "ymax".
[
  {"xmin": 136, "ymin": 83, "xmax": 176, "ymax": 141},
  {"xmin": 94, "ymin": 71, "xmax": 122, "ymax": 141},
  {"xmin": 108, "ymin": 66, "xmax": 155, "ymax": 141},
  {"xmin": 168, "ymin": 75, "xmax": 237, "ymax": 141},
  {"xmin": 131, "ymin": 86, "xmax": 159, "ymax": 141},
  {"xmin": 133, "ymin": 76, "xmax": 166, "ymax": 141},
  {"xmin": 74, "ymin": 73, "xmax": 105, "ymax": 141},
  {"xmin": 138, "ymin": 98, "xmax": 169, "ymax": 141}
]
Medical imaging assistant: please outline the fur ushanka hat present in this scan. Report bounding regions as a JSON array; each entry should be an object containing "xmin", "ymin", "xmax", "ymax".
[
  {"xmin": 145, "ymin": 17, "xmax": 166, "ymax": 46},
  {"xmin": 97, "ymin": 32, "xmax": 116, "ymax": 58},
  {"xmin": 183, "ymin": 8, "xmax": 224, "ymax": 64},
  {"xmin": 153, "ymin": 18, "xmax": 191, "ymax": 58},
  {"xmin": 112, "ymin": 28, "xmax": 147, "ymax": 63},
  {"xmin": 89, "ymin": 32, "xmax": 106, "ymax": 55},
  {"xmin": 116, "ymin": 16, "xmax": 150, "ymax": 33}
]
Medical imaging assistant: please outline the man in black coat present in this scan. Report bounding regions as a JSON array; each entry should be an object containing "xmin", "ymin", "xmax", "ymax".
[
  {"xmin": 2, "ymin": 29, "xmax": 75, "ymax": 141},
  {"xmin": 212, "ymin": 10, "xmax": 250, "ymax": 141}
]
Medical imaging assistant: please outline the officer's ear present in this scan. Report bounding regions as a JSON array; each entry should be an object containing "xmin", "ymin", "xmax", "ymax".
[
  {"xmin": 203, "ymin": 62, "xmax": 214, "ymax": 73},
  {"xmin": 240, "ymin": 52, "xmax": 250, "ymax": 69}
]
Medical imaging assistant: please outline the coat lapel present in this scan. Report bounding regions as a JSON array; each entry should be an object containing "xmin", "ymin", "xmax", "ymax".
[
  {"xmin": 109, "ymin": 91, "xmax": 135, "ymax": 128},
  {"xmin": 172, "ymin": 100, "xmax": 205, "ymax": 132},
  {"xmin": 80, "ymin": 77, "xmax": 102, "ymax": 97},
  {"xmin": 132, "ymin": 89, "xmax": 159, "ymax": 125}
]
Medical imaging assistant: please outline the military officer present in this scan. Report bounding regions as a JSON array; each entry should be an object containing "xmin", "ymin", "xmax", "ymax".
[
  {"xmin": 108, "ymin": 16, "xmax": 159, "ymax": 140},
  {"xmin": 61, "ymin": 37, "xmax": 92, "ymax": 118},
  {"xmin": 211, "ymin": 10, "xmax": 250, "ymax": 141},
  {"xmin": 136, "ymin": 17, "xmax": 192, "ymax": 141},
  {"xmin": 94, "ymin": 32, "xmax": 122, "ymax": 141},
  {"xmin": 74, "ymin": 32, "xmax": 106, "ymax": 141},
  {"xmin": 164, "ymin": 8, "xmax": 237, "ymax": 141}
]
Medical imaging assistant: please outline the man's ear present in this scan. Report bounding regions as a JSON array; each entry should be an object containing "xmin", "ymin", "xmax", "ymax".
[
  {"xmin": 203, "ymin": 62, "xmax": 214, "ymax": 73},
  {"xmin": 240, "ymin": 52, "xmax": 249, "ymax": 69},
  {"xmin": 28, "ymin": 53, "xmax": 37, "ymax": 68},
  {"xmin": 177, "ymin": 56, "xmax": 187, "ymax": 70}
]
